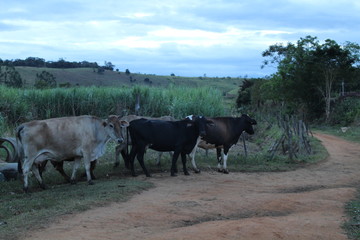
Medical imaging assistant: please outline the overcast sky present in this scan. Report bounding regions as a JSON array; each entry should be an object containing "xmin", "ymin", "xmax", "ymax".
[{"xmin": 1, "ymin": 0, "xmax": 360, "ymax": 77}]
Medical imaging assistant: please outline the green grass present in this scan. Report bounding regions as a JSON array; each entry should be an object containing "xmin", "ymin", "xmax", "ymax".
[{"xmin": 344, "ymin": 193, "xmax": 360, "ymax": 240}]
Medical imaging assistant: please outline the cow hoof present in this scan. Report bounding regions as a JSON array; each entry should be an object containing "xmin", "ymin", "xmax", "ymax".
[
  {"xmin": 184, "ymin": 171, "xmax": 190, "ymax": 176},
  {"xmin": 217, "ymin": 169, "xmax": 223, "ymax": 173},
  {"xmin": 223, "ymin": 169, "xmax": 229, "ymax": 174},
  {"xmin": 88, "ymin": 180, "xmax": 94, "ymax": 185},
  {"xmin": 194, "ymin": 169, "xmax": 201, "ymax": 174},
  {"xmin": 70, "ymin": 180, "xmax": 77, "ymax": 185}
]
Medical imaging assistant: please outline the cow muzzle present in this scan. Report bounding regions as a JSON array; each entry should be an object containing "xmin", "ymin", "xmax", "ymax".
[{"xmin": 117, "ymin": 138, "xmax": 124, "ymax": 144}]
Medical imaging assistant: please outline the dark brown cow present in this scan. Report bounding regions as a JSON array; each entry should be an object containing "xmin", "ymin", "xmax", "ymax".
[
  {"xmin": 16, "ymin": 115, "xmax": 129, "ymax": 192},
  {"xmin": 188, "ymin": 114, "xmax": 257, "ymax": 173}
]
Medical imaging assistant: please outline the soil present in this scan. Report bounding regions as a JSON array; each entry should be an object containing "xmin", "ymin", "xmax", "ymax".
[{"xmin": 23, "ymin": 133, "xmax": 360, "ymax": 240}]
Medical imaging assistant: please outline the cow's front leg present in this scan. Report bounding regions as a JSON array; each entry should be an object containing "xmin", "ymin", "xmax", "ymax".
[
  {"xmin": 222, "ymin": 148, "xmax": 230, "ymax": 174},
  {"xmin": 216, "ymin": 148, "xmax": 223, "ymax": 172},
  {"xmin": 114, "ymin": 143, "xmax": 125, "ymax": 168},
  {"xmin": 181, "ymin": 152, "xmax": 190, "ymax": 175},
  {"xmin": 128, "ymin": 145, "xmax": 138, "ymax": 176},
  {"xmin": 70, "ymin": 158, "xmax": 81, "ymax": 184},
  {"xmin": 136, "ymin": 149, "xmax": 150, "ymax": 177},
  {"xmin": 171, "ymin": 152, "xmax": 180, "ymax": 176}
]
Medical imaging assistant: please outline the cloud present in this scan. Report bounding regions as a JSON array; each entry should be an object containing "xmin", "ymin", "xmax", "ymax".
[{"xmin": 0, "ymin": 0, "xmax": 359, "ymax": 77}]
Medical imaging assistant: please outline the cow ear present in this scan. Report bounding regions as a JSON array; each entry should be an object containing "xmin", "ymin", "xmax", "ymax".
[{"xmin": 120, "ymin": 120, "xmax": 129, "ymax": 127}]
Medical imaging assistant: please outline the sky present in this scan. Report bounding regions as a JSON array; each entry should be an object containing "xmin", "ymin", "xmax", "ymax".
[{"xmin": 1, "ymin": 0, "xmax": 360, "ymax": 78}]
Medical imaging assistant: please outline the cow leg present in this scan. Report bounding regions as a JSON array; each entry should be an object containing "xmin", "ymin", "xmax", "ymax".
[
  {"xmin": 136, "ymin": 149, "xmax": 150, "ymax": 177},
  {"xmin": 216, "ymin": 148, "xmax": 223, "ymax": 172},
  {"xmin": 222, "ymin": 149, "xmax": 230, "ymax": 174},
  {"xmin": 70, "ymin": 158, "xmax": 81, "ymax": 184},
  {"xmin": 189, "ymin": 146, "xmax": 200, "ymax": 173},
  {"xmin": 171, "ymin": 151, "xmax": 180, "ymax": 176},
  {"xmin": 51, "ymin": 161, "xmax": 71, "ymax": 182},
  {"xmin": 128, "ymin": 145, "xmax": 138, "ymax": 176},
  {"xmin": 32, "ymin": 164, "xmax": 46, "ymax": 189},
  {"xmin": 114, "ymin": 144, "xmax": 125, "ymax": 168},
  {"xmin": 90, "ymin": 160, "xmax": 97, "ymax": 179},
  {"xmin": 38, "ymin": 160, "xmax": 49, "ymax": 178},
  {"xmin": 181, "ymin": 152, "xmax": 190, "ymax": 175},
  {"xmin": 22, "ymin": 156, "xmax": 33, "ymax": 193},
  {"xmin": 84, "ymin": 159, "xmax": 95, "ymax": 185}
]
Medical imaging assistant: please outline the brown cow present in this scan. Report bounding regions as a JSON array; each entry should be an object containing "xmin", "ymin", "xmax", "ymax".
[
  {"xmin": 187, "ymin": 114, "xmax": 257, "ymax": 173},
  {"xmin": 16, "ymin": 115, "xmax": 129, "ymax": 192}
]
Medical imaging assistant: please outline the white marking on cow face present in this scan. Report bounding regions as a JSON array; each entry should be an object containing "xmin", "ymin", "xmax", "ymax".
[{"xmin": 186, "ymin": 115, "xmax": 194, "ymax": 121}]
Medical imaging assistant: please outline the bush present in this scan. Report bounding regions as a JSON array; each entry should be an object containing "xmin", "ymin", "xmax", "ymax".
[{"xmin": 329, "ymin": 98, "xmax": 360, "ymax": 125}]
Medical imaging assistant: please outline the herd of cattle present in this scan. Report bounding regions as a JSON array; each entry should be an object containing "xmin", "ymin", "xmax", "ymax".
[{"xmin": 0, "ymin": 113, "xmax": 257, "ymax": 192}]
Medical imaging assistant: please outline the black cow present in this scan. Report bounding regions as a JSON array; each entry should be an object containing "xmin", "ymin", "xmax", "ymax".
[
  {"xmin": 126, "ymin": 116, "xmax": 213, "ymax": 177},
  {"xmin": 189, "ymin": 114, "xmax": 257, "ymax": 173}
]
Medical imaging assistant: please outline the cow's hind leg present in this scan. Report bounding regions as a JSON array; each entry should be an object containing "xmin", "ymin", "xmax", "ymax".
[
  {"xmin": 189, "ymin": 146, "xmax": 200, "ymax": 173},
  {"xmin": 70, "ymin": 158, "xmax": 81, "ymax": 184},
  {"xmin": 32, "ymin": 164, "xmax": 46, "ymax": 189},
  {"xmin": 22, "ymin": 156, "xmax": 33, "ymax": 193},
  {"xmin": 181, "ymin": 152, "xmax": 189, "ymax": 175}
]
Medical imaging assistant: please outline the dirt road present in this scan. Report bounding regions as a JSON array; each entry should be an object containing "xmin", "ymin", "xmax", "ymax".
[{"xmin": 24, "ymin": 133, "xmax": 360, "ymax": 240}]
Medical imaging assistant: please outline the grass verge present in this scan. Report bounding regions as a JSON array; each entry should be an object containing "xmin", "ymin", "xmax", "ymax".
[{"xmin": 0, "ymin": 160, "xmax": 153, "ymax": 240}]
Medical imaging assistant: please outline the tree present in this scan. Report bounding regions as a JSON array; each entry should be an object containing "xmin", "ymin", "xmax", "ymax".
[
  {"xmin": 104, "ymin": 61, "xmax": 114, "ymax": 71},
  {"xmin": 262, "ymin": 36, "xmax": 360, "ymax": 120},
  {"xmin": 0, "ymin": 65, "xmax": 23, "ymax": 88},
  {"xmin": 34, "ymin": 71, "xmax": 57, "ymax": 89},
  {"xmin": 125, "ymin": 69, "xmax": 131, "ymax": 75}
]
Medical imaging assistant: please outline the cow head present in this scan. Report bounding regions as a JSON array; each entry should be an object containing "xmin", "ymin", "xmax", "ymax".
[
  {"xmin": 104, "ymin": 115, "xmax": 129, "ymax": 143},
  {"xmin": 241, "ymin": 114, "xmax": 257, "ymax": 135},
  {"xmin": 186, "ymin": 115, "xmax": 213, "ymax": 137}
]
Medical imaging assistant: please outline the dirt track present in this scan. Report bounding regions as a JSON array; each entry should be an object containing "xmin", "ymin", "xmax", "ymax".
[{"xmin": 23, "ymin": 133, "xmax": 360, "ymax": 240}]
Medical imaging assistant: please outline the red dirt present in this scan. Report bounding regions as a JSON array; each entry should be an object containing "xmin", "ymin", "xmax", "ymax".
[{"xmin": 23, "ymin": 133, "xmax": 360, "ymax": 240}]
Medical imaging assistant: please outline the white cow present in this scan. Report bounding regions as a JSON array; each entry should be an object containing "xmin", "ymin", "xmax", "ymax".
[{"xmin": 16, "ymin": 115, "xmax": 129, "ymax": 192}]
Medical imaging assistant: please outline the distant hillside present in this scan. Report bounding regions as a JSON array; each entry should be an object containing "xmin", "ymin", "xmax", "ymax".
[{"xmin": 15, "ymin": 66, "xmax": 243, "ymax": 96}]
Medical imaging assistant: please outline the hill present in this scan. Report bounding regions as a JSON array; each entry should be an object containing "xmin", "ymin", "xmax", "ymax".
[{"xmin": 15, "ymin": 67, "xmax": 243, "ymax": 96}]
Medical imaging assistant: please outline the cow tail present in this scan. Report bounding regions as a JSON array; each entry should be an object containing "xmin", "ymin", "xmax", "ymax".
[
  {"xmin": 126, "ymin": 126, "xmax": 129, "ymax": 156},
  {"xmin": 15, "ymin": 125, "xmax": 24, "ymax": 174},
  {"xmin": 16, "ymin": 125, "xmax": 24, "ymax": 142}
]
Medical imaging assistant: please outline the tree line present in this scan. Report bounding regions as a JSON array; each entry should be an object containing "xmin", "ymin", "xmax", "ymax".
[{"xmin": 0, "ymin": 57, "xmax": 115, "ymax": 70}]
